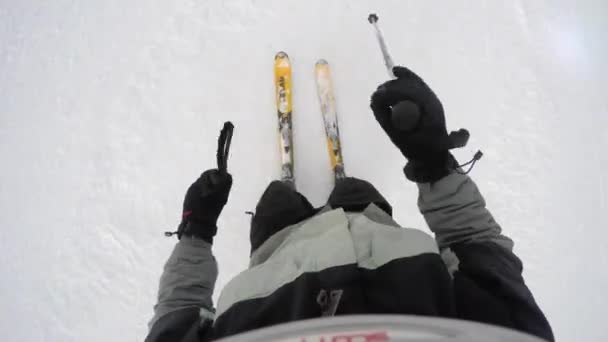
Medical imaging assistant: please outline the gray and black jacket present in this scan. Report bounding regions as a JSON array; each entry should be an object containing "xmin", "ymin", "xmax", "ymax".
[{"xmin": 146, "ymin": 173, "xmax": 554, "ymax": 342}]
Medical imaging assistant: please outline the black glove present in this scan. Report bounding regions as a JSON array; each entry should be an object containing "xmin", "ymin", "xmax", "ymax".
[
  {"xmin": 175, "ymin": 169, "xmax": 232, "ymax": 243},
  {"xmin": 371, "ymin": 66, "xmax": 470, "ymax": 183}
]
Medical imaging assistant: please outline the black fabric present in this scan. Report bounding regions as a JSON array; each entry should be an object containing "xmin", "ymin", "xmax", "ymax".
[
  {"xmin": 359, "ymin": 255, "xmax": 454, "ymax": 316},
  {"xmin": 451, "ymin": 242, "xmax": 554, "ymax": 342},
  {"xmin": 403, "ymin": 152, "xmax": 459, "ymax": 184},
  {"xmin": 327, "ymin": 177, "xmax": 392, "ymax": 216},
  {"xmin": 250, "ymin": 181, "xmax": 316, "ymax": 253},
  {"xmin": 370, "ymin": 66, "xmax": 469, "ymax": 183},
  {"xmin": 177, "ymin": 169, "xmax": 232, "ymax": 243},
  {"xmin": 145, "ymin": 307, "xmax": 201, "ymax": 342},
  {"xmin": 148, "ymin": 180, "xmax": 553, "ymax": 342},
  {"xmin": 210, "ymin": 254, "xmax": 451, "ymax": 340},
  {"xmin": 146, "ymin": 243, "xmax": 554, "ymax": 342},
  {"xmin": 250, "ymin": 178, "xmax": 392, "ymax": 253}
]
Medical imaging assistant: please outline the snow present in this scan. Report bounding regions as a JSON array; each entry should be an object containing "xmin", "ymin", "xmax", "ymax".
[{"xmin": 1, "ymin": 1, "xmax": 606, "ymax": 341}]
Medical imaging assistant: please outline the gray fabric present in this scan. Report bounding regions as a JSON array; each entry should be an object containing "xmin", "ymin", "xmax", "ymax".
[
  {"xmin": 359, "ymin": 203, "xmax": 401, "ymax": 228},
  {"xmin": 417, "ymin": 172, "xmax": 514, "ymax": 251},
  {"xmin": 148, "ymin": 236, "xmax": 218, "ymax": 330},
  {"xmin": 249, "ymin": 215, "xmax": 311, "ymax": 268},
  {"xmin": 347, "ymin": 209, "xmax": 439, "ymax": 270},
  {"xmin": 250, "ymin": 204, "xmax": 400, "ymax": 268},
  {"xmin": 216, "ymin": 207, "xmax": 439, "ymax": 318},
  {"xmin": 440, "ymin": 248, "xmax": 460, "ymax": 276}
]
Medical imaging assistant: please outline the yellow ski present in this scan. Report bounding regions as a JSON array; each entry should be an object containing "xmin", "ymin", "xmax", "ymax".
[{"xmin": 274, "ymin": 51, "xmax": 295, "ymax": 186}]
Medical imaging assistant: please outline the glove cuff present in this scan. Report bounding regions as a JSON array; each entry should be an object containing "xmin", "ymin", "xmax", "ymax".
[
  {"xmin": 177, "ymin": 221, "xmax": 217, "ymax": 244},
  {"xmin": 404, "ymin": 152, "xmax": 458, "ymax": 183}
]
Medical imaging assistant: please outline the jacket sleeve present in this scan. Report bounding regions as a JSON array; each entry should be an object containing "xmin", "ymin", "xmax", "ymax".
[
  {"xmin": 145, "ymin": 237, "xmax": 218, "ymax": 342},
  {"xmin": 417, "ymin": 172, "xmax": 554, "ymax": 341}
]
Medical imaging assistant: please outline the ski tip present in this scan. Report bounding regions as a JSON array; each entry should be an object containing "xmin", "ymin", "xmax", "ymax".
[
  {"xmin": 275, "ymin": 51, "xmax": 289, "ymax": 59},
  {"xmin": 316, "ymin": 59, "xmax": 329, "ymax": 66},
  {"xmin": 368, "ymin": 13, "xmax": 378, "ymax": 24}
]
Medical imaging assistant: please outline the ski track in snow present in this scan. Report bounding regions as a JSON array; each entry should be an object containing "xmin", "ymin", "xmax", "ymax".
[{"xmin": 1, "ymin": 1, "xmax": 607, "ymax": 341}]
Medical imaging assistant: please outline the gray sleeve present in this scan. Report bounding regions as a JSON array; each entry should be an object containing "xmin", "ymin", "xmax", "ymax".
[
  {"xmin": 418, "ymin": 173, "xmax": 554, "ymax": 341},
  {"xmin": 148, "ymin": 237, "xmax": 218, "ymax": 330},
  {"xmin": 417, "ymin": 172, "xmax": 513, "ymax": 251}
]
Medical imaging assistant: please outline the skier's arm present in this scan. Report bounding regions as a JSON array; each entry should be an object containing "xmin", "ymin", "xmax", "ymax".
[
  {"xmin": 370, "ymin": 67, "xmax": 551, "ymax": 339},
  {"xmin": 146, "ymin": 238, "xmax": 217, "ymax": 342},
  {"xmin": 417, "ymin": 172, "xmax": 553, "ymax": 341},
  {"xmin": 147, "ymin": 169, "xmax": 232, "ymax": 342},
  {"xmin": 417, "ymin": 172, "xmax": 512, "ymax": 250}
]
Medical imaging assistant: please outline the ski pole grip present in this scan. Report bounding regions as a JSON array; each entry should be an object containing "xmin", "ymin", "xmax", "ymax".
[{"xmin": 216, "ymin": 121, "xmax": 234, "ymax": 174}]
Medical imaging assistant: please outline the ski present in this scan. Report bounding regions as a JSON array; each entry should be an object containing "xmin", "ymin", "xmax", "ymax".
[
  {"xmin": 274, "ymin": 51, "xmax": 295, "ymax": 187},
  {"xmin": 315, "ymin": 59, "xmax": 346, "ymax": 180}
]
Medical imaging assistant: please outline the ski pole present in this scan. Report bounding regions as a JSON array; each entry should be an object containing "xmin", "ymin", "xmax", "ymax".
[
  {"xmin": 368, "ymin": 14, "xmax": 421, "ymax": 132},
  {"xmin": 368, "ymin": 14, "xmax": 395, "ymax": 78}
]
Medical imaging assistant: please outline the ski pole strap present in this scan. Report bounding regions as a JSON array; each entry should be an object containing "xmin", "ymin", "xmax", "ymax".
[
  {"xmin": 217, "ymin": 121, "xmax": 234, "ymax": 173},
  {"xmin": 455, "ymin": 150, "xmax": 484, "ymax": 175}
]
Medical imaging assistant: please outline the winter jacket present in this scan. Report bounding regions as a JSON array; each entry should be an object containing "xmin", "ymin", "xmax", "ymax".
[{"xmin": 145, "ymin": 173, "xmax": 554, "ymax": 342}]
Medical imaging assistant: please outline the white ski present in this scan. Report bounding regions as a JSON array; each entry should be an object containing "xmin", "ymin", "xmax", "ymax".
[{"xmin": 315, "ymin": 59, "xmax": 346, "ymax": 180}]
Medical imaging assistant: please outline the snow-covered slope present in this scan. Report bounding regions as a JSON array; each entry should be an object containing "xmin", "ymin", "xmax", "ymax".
[{"xmin": 1, "ymin": 1, "xmax": 606, "ymax": 341}]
